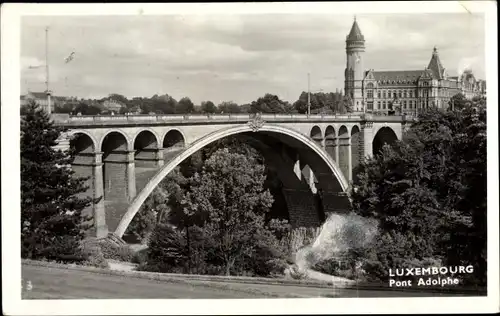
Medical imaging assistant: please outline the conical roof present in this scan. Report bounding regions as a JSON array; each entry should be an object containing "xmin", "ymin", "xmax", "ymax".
[
  {"xmin": 346, "ymin": 19, "xmax": 364, "ymax": 42},
  {"xmin": 427, "ymin": 47, "xmax": 445, "ymax": 79}
]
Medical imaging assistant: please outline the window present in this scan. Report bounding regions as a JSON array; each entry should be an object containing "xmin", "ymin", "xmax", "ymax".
[
  {"xmin": 393, "ymin": 91, "xmax": 397, "ymax": 98},
  {"xmin": 382, "ymin": 90, "xmax": 386, "ymax": 98},
  {"xmin": 404, "ymin": 90, "xmax": 407, "ymax": 98},
  {"xmin": 376, "ymin": 101, "xmax": 379, "ymax": 109},
  {"xmin": 398, "ymin": 90, "xmax": 402, "ymax": 98},
  {"xmin": 409, "ymin": 90, "xmax": 413, "ymax": 98},
  {"xmin": 383, "ymin": 101, "xmax": 386, "ymax": 109},
  {"xmin": 403, "ymin": 100, "xmax": 406, "ymax": 109},
  {"xmin": 367, "ymin": 89, "xmax": 373, "ymax": 98},
  {"xmin": 367, "ymin": 101, "xmax": 373, "ymax": 110},
  {"xmin": 378, "ymin": 90, "xmax": 381, "ymax": 98}
]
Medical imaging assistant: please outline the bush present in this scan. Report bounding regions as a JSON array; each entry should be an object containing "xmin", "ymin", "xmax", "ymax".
[
  {"xmin": 79, "ymin": 239, "xmax": 109, "ymax": 269},
  {"xmin": 131, "ymin": 248, "xmax": 148, "ymax": 265},
  {"xmin": 142, "ymin": 223, "xmax": 188, "ymax": 273},
  {"xmin": 242, "ymin": 228, "xmax": 290, "ymax": 277},
  {"xmin": 97, "ymin": 240, "xmax": 135, "ymax": 262},
  {"xmin": 141, "ymin": 220, "xmax": 296, "ymax": 277},
  {"xmin": 288, "ymin": 264, "xmax": 308, "ymax": 279}
]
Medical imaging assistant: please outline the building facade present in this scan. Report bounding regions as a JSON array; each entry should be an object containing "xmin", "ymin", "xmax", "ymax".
[
  {"xmin": 21, "ymin": 91, "xmax": 62, "ymax": 113},
  {"xmin": 344, "ymin": 19, "xmax": 486, "ymax": 114},
  {"xmin": 101, "ymin": 99, "xmax": 125, "ymax": 113}
]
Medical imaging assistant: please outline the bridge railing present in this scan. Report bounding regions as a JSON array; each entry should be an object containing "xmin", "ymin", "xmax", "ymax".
[{"xmin": 50, "ymin": 113, "xmax": 415, "ymax": 124}]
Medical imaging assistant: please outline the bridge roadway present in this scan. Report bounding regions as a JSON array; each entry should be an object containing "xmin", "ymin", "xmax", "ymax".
[
  {"xmin": 51, "ymin": 113, "xmax": 412, "ymax": 239},
  {"xmin": 52, "ymin": 112, "xmax": 413, "ymax": 126}
]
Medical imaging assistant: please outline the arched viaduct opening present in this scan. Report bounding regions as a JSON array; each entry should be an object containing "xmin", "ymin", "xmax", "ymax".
[
  {"xmin": 114, "ymin": 124, "xmax": 350, "ymax": 238},
  {"xmin": 101, "ymin": 132, "xmax": 129, "ymax": 201},
  {"xmin": 324, "ymin": 125, "xmax": 337, "ymax": 162},
  {"xmin": 69, "ymin": 132, "xmax": 96, "ymax": 201},
  {"xmin": 163, "ymin": 129, "xmax": 186, "ymax": 161},
  {"xmin": 372, "ymin": 127, "xmax": 398, "ymax": 156},
  {"xmin": 134, "ymin": 130, "xmax": 159, "ymax": 168}
]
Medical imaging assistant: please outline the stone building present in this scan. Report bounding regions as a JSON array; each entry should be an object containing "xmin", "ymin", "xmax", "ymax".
[
  {"xmin": 101, "ymin": 99, "xmax": 125, "ymax": 114},
  {"xmin": 344, "ymin": 18, "xmax": 486, "ymax": 114},
  {"xmin": 20, "ymin": 91, "xmax": 71, "ymax": 113}
]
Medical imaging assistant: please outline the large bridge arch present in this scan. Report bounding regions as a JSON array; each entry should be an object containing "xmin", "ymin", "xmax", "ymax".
[{"xmin": 114, "ymin": 124, "xmax": 349, "ymax": 237}]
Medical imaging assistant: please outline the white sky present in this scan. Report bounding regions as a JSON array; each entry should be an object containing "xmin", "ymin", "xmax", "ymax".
[{"xmin": 21, "ymin": 13, "xmax": 485, "ymax": 105}]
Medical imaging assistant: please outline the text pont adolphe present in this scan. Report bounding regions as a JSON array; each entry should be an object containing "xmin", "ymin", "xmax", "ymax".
[{"xmin": 388, "ymin": 265, "xmax": 474, "ymax": 288}]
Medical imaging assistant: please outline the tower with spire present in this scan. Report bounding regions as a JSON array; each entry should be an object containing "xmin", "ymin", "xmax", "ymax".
[
  {"xmin": 427, "ymin": 46, "xmax": 447, "ymax": 80},
  {"xmin": 344, "ymin": 16, "xmax": 365, "ymax": 112}
]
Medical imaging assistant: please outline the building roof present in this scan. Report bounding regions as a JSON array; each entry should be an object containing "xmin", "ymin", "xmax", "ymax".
[
  {"xmin": 461, "ymin": 70, "xmax": 476, "ymax": 82},
  {"xmin": 371, "ymin": 70, "xmax": 425, "ymax": 82},
  {"xmin": 27, "ymin": 91, "xmax": 48, "ymax": 99},
  {"xmin": 346, "ymin": 19, "xmax": 364, "ymax": 42},
  {"xmin": 427, "ymin": 47, "xmax": 445, "ymax": 79}
]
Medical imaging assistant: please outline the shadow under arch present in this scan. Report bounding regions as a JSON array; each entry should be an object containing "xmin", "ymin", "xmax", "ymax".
[{"xmin": 114, "ymin": 124, "xmax": 349, "ymax": 237}]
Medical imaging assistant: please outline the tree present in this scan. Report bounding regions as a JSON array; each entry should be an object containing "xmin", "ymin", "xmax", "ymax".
[
  {"xmin": 176, "ymin": 97, "xmax": 195, "ymax": 114},
  {"xmin": 351, "ymin": 103, "xmax": 487, "ymax": 285},
  {"xmin": 292, "ymin": 91, "xmax": 343, "ymax": 114},
  {"xmin": 73, "ymin": 101, "xmax": 103, "ymax": 115},
  {"xmin": 181, "ymin": 148, "xmax": 274, "ymax": 275},
  {"xmin": 448, "ymin": 93, "xmax": 469, "ymax": 111},
  {"xmin": 108, "ymin": 93, "xmax": 129, "ymax": 106},
  {"xmin": 293, "ymin": 91, "xmax": 323, "ymax": 114},
  {"xmin": 54, "ymin": 102, "xmax": 76, "ymax": 114},
  {"xmin": 156, "ymin": 94, "xmax": 177, "ymax": 114},
  {"xmin": 21, "ymin": 101, "xmax": 95, "ymax": 261},
  {"xmin": 250, "ymin": 94, "xmax": 294, "ymax": 113},
  {"xmin": 200, "ymin": 101, "xmax": 218, "ymax": 114},
  {"xmin": 217, "ymin": 101, "xmax": 241, "ymax": 113},
  {"xmin": 125, "ymin": 185, "xmax": 169, "ymax": 243}
]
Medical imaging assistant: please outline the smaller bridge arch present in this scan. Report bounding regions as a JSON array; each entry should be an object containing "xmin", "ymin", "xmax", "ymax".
[
  {"xmin": 310, "ymin": 125, "xmax": 323, "ymax": 148},
  {"xmin": 101, "ymin": 131, "xmax": 132, "ymax": 202},
  {"xmin": 134, "ymin": 129, "xmax": 161, "ymax": 168},
  {"xmin": 351, "ymin": 125, "xmax": 361, "ymax": 170},
  {"xmin": 69, "ymin": 131, "xmax": 97, "ymax": 154},
  {"xmin": 337, "ymin": 125, "xmax": 350, "ymax": 180},
  {"xmin": 132, "ymin": 128, "xmax": 161, "ymax": 149},
  {"xmin": 163, "ymin": 129, "xmax": 185, "ymax": 148},
  {"xmin": 372, "ymin": 126, "xmax": 398, "ymax": 156},
  {"xmin": 99, "ymin": 129, "xmax": 131, "ymax": 152},
  {"xmin": 324, "ymin": 125, "xmax": 337, "ymax": 162}
]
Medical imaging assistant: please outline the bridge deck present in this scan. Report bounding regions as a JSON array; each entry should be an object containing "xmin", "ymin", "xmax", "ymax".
[{"xmin": 52, "ymin": 113, "xmax": 414, "ymax": 127}]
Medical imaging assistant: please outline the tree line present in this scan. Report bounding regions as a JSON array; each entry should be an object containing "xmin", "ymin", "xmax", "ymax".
[{"xmin": 27, "ymin": 91, "xmax": 347, "ymax": 115}]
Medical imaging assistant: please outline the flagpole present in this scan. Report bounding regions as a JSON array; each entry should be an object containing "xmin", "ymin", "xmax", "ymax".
[{"xmin": 45, "ymin": 26, "xmax": 52, "ymax": 115}]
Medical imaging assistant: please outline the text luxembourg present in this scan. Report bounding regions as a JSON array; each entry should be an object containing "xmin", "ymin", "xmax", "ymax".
[{"xmin": 389, "ymin": 265, "xmax": 474, "ymax": 277}]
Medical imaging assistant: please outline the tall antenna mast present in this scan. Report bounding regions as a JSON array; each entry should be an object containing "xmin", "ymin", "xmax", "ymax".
[
  {"xmin": 307, "ymin": 73, "xmax": 311, "ymax": 116},
  {"xmin": 45, "ymin": 26, "xmax": 52, "ymax": 115}
]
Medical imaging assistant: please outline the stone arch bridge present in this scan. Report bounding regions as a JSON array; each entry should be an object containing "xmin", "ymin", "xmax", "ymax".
[{"xmin": 51, "ymin": 113, "xmax": 411, "ymax": 239}]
